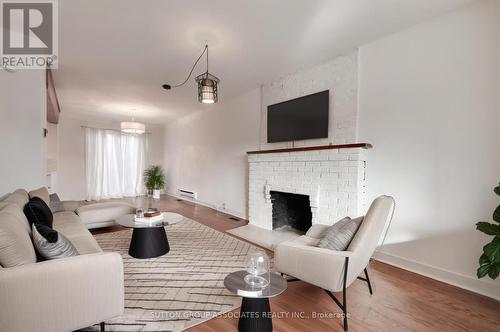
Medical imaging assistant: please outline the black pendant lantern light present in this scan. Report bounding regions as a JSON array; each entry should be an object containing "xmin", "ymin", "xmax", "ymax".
[
  {"xmin": 162, "ymin": 44, "xmax": 220, "ymax": 104},
  {"xmin": 195, "ymin": 72, "xmax": 219, "ymax": 104}
]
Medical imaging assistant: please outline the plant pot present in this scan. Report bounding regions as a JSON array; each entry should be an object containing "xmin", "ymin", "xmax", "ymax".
[{"xmin": 152, "ymin": 189, "xmax": 161, "ymax": 199}]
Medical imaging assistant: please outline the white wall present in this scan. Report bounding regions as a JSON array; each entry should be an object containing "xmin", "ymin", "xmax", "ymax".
[
  {"xmin": 163, "ymin": 52, "xmax": 358, "ymax": 219},
  {"xmin": 0, "ymin": 70, "xmax": 46, "ymax": 195},
  {"xmin": 261, "ymin": 51, "xmax": 358, "ymax": 149},
  {"xmin": 46, "ymin": 122, "xmax": 59, "ymax": 193},
  {"xmin": 358, "ymin": 0, "xmax": 500, "ymax": 299},
  {"xmin": 46, "ymin": 122, "xmax": 58, "ymax": 170},
  {"xmin": 57, "ymin": 114, "xmax": 164, "ymax": 200},
  {"xmin": 160, "ymin": 0, "xmax": 499, "ymax": 299},
  {"xmin": 164, "ymin": 88, "xmax": 261, "ymax": 218}
]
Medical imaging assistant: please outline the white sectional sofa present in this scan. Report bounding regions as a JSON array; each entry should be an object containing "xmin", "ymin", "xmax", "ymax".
[{"xmin": 0, "ymin": 188, "xmax": 125, "ymax": 332}]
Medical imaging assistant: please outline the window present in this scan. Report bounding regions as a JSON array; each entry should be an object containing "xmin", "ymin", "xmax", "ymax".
[{"xmin": 85, "ymin": 127, "xmax": 147, "ymax": 200}]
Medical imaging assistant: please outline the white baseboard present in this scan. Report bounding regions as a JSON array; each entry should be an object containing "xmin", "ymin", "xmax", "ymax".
[
  {"xmin": 166, "ymin": 192, "xmax": 247, "ymax": 220},
  {"xmin": 373, "ymin": 250, "xmax": 500, "ymax": 301}
]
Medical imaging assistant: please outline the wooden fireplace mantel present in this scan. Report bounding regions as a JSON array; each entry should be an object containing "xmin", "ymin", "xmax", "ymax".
[{"xmin": 246, "ymin": 143, "xmax": 372, "ymax": 155}]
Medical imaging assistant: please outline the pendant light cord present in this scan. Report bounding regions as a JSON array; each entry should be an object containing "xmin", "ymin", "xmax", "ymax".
[{"xmin": 170, "ymin": 45, "xmax": 208, "ymax": 88}]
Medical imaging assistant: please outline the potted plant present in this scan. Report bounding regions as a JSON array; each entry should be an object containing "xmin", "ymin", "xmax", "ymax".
[
  {"xmin": 144, "ymin": 165, "xmax": 166, "ymax": 199},
  {"xmin": 475, "ymin": 183, "xmax": 500, "ymax": 280}
]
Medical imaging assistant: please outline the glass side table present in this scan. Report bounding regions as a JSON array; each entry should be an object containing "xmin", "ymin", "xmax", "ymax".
[{"xmin": 224, "ymin": 270, "xmax": 287, "ymax": 332}]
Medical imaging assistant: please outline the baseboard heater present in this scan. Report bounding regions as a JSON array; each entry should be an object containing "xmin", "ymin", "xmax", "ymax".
[{"xmin": 178, "ymin": 189, "xmax": 197, "ymax": 201}]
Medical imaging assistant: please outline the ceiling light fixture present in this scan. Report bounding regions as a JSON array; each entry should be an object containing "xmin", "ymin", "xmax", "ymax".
[
  {"xmin": 121, "ymin": 119, "xmax": 145, "ymax": 134},
  {"xmin": 162, "ymin": 44, "xmax": 220, "ymax": 104}
]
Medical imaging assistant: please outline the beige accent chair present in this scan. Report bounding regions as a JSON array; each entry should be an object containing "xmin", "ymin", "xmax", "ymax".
[
  {"xmin": 0, "ymin": 188, "xmax": 124, "ymax": 332},
  {"xmin": 275, "ymin": 195, "xmax": 395, "ymax": 331}
]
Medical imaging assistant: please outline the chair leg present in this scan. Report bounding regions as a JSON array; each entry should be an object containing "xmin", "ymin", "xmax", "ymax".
[
  {"xmin": 364, "ymin": 267, "xmax": 373, "ymax": 295},
  {"xmin": 357, "ymin": 266, "xmax": 374, "ymax": 295},
  {"xmin": 343, "ymin": 257, "xmax": 349, "ymax": 331},
  {"xmin": 324, "ymin": 257, "xmax": 349, "ymax": 331},
  {"xmin": 100, "ymin": 322, "xmax": 105, "ymax": 332}
]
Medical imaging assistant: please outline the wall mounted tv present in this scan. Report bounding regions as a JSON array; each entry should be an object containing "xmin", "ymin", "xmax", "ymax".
[{"xmin": 267, "ymin": 90, "xmax": 329, "ymax": 143}]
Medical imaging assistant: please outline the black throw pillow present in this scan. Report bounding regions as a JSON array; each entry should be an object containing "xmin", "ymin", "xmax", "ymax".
[
  {"xmin": 24, "ymin": 196, "xmax": 53, "ymax": 228},
  {"xmin": 33, "ymin": 223, "xmax": 58, "ymax": 242}
]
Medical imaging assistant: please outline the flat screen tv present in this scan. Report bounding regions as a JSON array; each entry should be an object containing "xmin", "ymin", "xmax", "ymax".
[{"xmin": 267, "ymin": 90, "xmax": 329, "ymax": 143}]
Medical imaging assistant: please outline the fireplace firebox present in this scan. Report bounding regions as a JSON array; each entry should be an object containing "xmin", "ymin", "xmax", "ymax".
[{"xmin": 270, "ymin": 191, "xmax": 312, "ymax": 232}]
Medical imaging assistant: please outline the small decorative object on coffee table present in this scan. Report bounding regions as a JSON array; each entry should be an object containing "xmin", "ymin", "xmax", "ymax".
[
  {"xmin": 244, "ymin": 250, "xmax": 270, "ymax": 288},
  {"xmin": 134, "ymin": 209, "xmax": 164, "ymax": 224},
  {"xmin": 224, "ymin": 270, "xmax": 287, "ymax": 332},
  {"xmin": 116, "ymin": 212, "xmax": 184, "ymax": 258}
]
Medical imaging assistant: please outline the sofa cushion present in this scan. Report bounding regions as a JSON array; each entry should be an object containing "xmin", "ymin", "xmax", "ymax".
[
  {"xmin": 65, "ymin": 234, "xmax": 102, "ymax": 255},
  {"xmin": 53, "ymin": 211, "xmax": 102, "ymax": 254},
  {"xmin": 0, "ymin": 203, "xmax": 37, "ymax": 267},
  {"xmin": 1, "ymin": 189, "xmax": 29, "ymax": 209},
  {"xmin": 28, "ymin": 187, "xmax": 50, "ymax": 206},
  {"xmin": 77, "ymin": 202, "xmax": 135, "ymax": 225},
  {"xmin": 23, "ymin": 197, "xmax": 53, "ymax": 228},
  {"xmin": 53, "ymin": 211, "xmax": 89, "ymax": 237},
  {"xmin": 0, "ymin": 202, "xmax": 31, "ymax": 234},
  {"xmin": 61, "ymin": 200, "xmax": 81, "ymax": 212},
  {"xmin": 32, "ymin": 223, "xmax": 79, "ymax": 259},
  {"xmin": 317, "ymin": 216, "xmax": 364, "ymax": 251}
]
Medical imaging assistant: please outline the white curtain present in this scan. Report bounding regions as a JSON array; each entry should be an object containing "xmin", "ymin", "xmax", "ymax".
[{"xmin": 85, "ymin": 127, "xmax": 147, "ymax": 200}]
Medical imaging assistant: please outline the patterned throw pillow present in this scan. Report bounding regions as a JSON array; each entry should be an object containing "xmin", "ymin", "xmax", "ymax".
[
  {"xmin": 317, "ymin": 216, "xmax": 364, "ymax": 251},
  {"xmin": 32, "ymin": 223, "xmax": 79, "ymax": 259},
  {"xmin": 49, "ymin": 193, "xmax": 64, "ymax": 213}
]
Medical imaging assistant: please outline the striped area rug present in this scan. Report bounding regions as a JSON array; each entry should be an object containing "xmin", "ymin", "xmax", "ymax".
[{"xmin": 88, "ymin": 218, "xmax": 265, "ymax": 331}]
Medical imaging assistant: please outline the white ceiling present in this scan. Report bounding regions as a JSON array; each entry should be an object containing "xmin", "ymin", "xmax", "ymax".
[{"xmin": 55, "ymin": 0, "xmax": 475, "ymax": 124}]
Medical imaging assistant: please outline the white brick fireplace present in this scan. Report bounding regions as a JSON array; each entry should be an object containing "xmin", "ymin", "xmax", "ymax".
[{"xmin": 247, "ymin": 144, "xmax": 369, "ymax": 231}]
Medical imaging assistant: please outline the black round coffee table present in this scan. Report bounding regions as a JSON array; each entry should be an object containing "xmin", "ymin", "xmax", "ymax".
[
  {"xmin": 224, "ymin": 270, "xmax": 287, "ymax": 332},
  {"xmin": 116, "ymin": 213, "xmax": 184, "ymax": 259}
]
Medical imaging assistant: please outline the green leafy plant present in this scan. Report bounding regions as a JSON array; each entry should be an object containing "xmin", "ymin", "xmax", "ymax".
[
  {"xmin": 476, "ymin": 183, "xmax": 500, "ymax": 280},
  {"xmin": 144, "ymin": 165, "xmax": 166, "ymax": 191}
]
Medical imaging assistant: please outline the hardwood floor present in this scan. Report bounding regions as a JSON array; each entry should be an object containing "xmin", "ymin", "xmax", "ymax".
[{"xmin": 91, "ymin": 195, "xmax": 500, "ymax": 332}]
